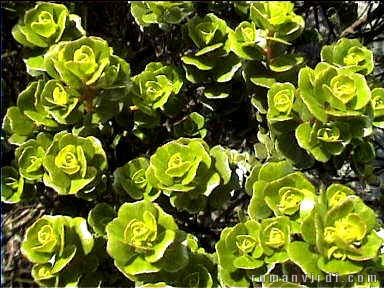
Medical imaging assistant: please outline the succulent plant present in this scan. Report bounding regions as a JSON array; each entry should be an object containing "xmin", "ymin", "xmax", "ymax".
[
  {"xmin": 105, "ymin": 200, "xmax": 189, "ymax": 281},
  {"xmin": 3, "ymin": 2, "xmax": 384, "ymax": 287},
  {"xmin": 131, "ymin": 2, "xmax": 194, "ymax": 30},
  {"xmin": 298, "ymin": 63, "xmax": 371, "ymax": 122},
  {"xmin": 267, "ymin": 82, "xmax": 297, "ymax": 122},
  {"xmin": 146, "ymin": 138, "xmax": 232, "ymax": 212},
  {"xmin": 113, "ymin": 157, "xmax": 160, "ymax": 201},
  {"xmin": 321, "ymin": 38, "xmax": 374, "ymax": 75},
  {"xmin": 44, "ymin": 36, "xmax": 130, "ymax": 90},
  {"xmin": 249, "ymin": 2, "xmax": 304, "ymax": 41},
  {"xmin": 228, "ymin": 21, "xmax": 266, "ymax": 61},
  {"xmin": 42, "ymin": 131, "xmax": 107, "ymax": 195},
  {"xmin": 12, "ymin": 2, "xmax": 70, "ymax": 48},
  {"xmin": 216, "ymin": 216, "xmax": 291, "ymax": 287},
  {"xmin": 182, "ymin": 13, "xmax": 241, "ymax": 98},
  {"xmin": 15, "ymin": 133, "xmax": 52, "ymax": 181},
  {"xmin": 130, "ymin": 62, "xmax": 183, "ymax": 115},
  {"xmin": 21, "ymin": 215, "xmax": 95, "ymax": 286},
  {"xmin": 17, "ymin": 80, "xmax": 82, "ymax": 127},
  {"xmin": 1, "ymin": 166, "xmax": 25, "ymax": 203}
]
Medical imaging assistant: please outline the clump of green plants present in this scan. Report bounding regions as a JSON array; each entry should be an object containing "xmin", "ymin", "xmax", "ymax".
[
  {"xmin": 2, "ymin": 2, "xmax": 384, "ymax": 287},
  {"xmin": 266, "ymin": 37, "xmax": 379, "ymax": 172},
  {"xmin": 217, "ymin": 161, "xmax": 383, "ymax": 287}
]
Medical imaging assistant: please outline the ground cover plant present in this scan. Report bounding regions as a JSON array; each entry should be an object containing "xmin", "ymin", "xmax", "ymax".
[{"xmin": 2, "ymin": 1, "xmax": 384, "ymax": 287}]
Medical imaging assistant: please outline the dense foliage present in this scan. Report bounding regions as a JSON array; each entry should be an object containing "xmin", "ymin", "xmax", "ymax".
[{"xmin": 2, "ymin": 1, "xmax": 384, "ymax": 287}]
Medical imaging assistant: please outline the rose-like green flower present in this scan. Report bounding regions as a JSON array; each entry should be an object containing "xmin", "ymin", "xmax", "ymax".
[
  {"xmin": 372, "ymin": 88, "xmax": 384, "ymax": 128},
  {"xmin": 131, "ymin": 2, "xmax": 194, "ymax": 30},
  {"xmin": 113, "ymin": 157, "xmax": 160, "ymax": 201},
  {"xmin": 22, "ymin": 216, "xmax": 65, "ymax": 264},
  {"xmin": 130, "ymin": 62, "xmax": 183, "ymax": 115},
  {"xmin": 42, "ymin": 131, "xmax": 107, "ymax": 195},
  {"xmin": 298, "ymin": 63, "xmax": 371, "ymax": 122},
  {"xmin": 146, "ymin": 138, "xmax": 211, "ymax": 193},
  {"xmin": 40, "ymin": 80, "xmax": 81, "ymax": 123},
  {"xmin": 106, "ymin": 200, "xmax": 188, "ymax": 281},
  {"xmin": 182, "ymin": 13, "xmax": 241, "ymax": 97},
  {"xmin": 216, "ymin": 220, "xmax": 263, "ymax": 287},
  {"xmin": 228, "ymin": 21, "xmax": 265, "ymax": 60},
  {"xmin": 146, "ymin": 138, "xmax": 231, "ymax": 212},
  {"xmin": 249, "ymin": 2, "xmax": 304, "ymax": 41},
  {"xmin": 1, "ymin": 166, "xmax": 24, "ymax": 204},
  {"xmin": 217, "ymin": 216, "xmax": 290, "ymax": 287},
  {"xmin": 17, "ymin": 80, "xmax": 81, "ymax": 128},
  {"xmin": 187, "ymin": 13, "xmax": 228, "ymax": 49},
  {"xmin": 21, "ymin": 215, "xmax": 95, "ymax": 287},
  {"xmin": 12, "ymin": 2, "xmax": 68, "ymax": 48},
  {"xmin": 259, "ymin": 216, "xmax": 291, "ymax": 263},
  {"xmin": 247, "ymin": 161, "xmax": 294, "ymax": 218},
  {"xmin": 321, "ymin": 38, "xmax": 374, "ymax": 75},
  {"xmin": 15, "ymin": 133, "xmax": 52, "ymax": 181},
  {"xmin": 249, "ymin": 168, "xmax": 316, "ymax": 234},
  {"xmin": 247, "ymin": 162, "xmax": 316, "ymax": 234},
  {"xmin": 296, "ymin": 121, "xmax": 352, "ymax": 162},
  {"xmin": 317, "ymin": 196, "xmax": 383, "ymax": 275},
  {"xmin": 267, "ymin": 82, "xmax": 296, "ymax": 122},
  {"xmin": 44, "ymin": 36, "xmax": 130, "ymax": 90},
  {"xmin": 325, "ymin": 184, "xmax": 355, "ymax": 208}
]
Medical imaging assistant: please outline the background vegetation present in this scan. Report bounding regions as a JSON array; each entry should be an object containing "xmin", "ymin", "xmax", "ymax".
[{"xmin": 1, "ymin": 1, "xmax": 384, "ymax": 287}]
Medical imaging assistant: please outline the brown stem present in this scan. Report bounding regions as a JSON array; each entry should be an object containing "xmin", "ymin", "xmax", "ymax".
[
  {"xmin": 82, "ymin": 86, "xmax": 96, "ymax": 113},
  {"xmin": 265, "ymin": 30, "xmax": 275, "ymax": 68}
]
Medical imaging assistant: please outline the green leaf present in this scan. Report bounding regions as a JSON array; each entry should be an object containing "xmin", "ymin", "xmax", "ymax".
[
  {"xmin": 258, "ymin": 161, "xmax": 294, "ymax": 182},
  {"xmin": 156, "ymin": 239, "xmax": 189, "ymax": 273},
  {"xmin": 181, "ymin": 55, "xmax": 215, "ymax": 70},
  {"xmin": 116, "ymin": 256, "xmax": 160, "ymax": 278},
  {"xmin": 317, "ymin": 257, "xmax": 363, "ymax": 275},
  {"xmin": 71, "ymin": 217, "xmax": 94, "ymax": 255},
  {"xmin": 204, "ymin": 83, "xmax": 231, "ymax": 99},
  {"xmin": 145, "ymin": 229, "xmax": 175, "ymax": 263},
  {"xmin": 269, "ymin": 55, "xmax": 304, "ymax": 72},
  {"xmin": 250, "ymin": 77, "xmax": 276, "ymax": 88},
  {"xmin": 298, "ymin": 67, "xmax": 328, "ymax": 122},
  {"xmin": 50, "ymin": 245, "xmax": 77, "ymax": 274},
  {"xmin": 131, "ymin": 2, "xmax": 194, "ymax": 30},
  {"xmin": 287, "ymin": 241, "xmax": 324, "ymax": 279},
  {"xmin": 3, "ymin": 106, "xmax": 34, "ymax": 138},
  {"xmin": 210, "ymin": 146, "xmax": 231, "ymax": 185},
  {"xmin": 88, "ymin": 203, "xmax": 115, "ymax": 236},
  {"xmin": 24, "ymin": 55, "xmax": 46, "ymax": 77},
  {"xmin": 214, "ymin": 53, "xmax": 242, "ymax": 82},
  {"xmin": 233, "ymin": 255, "xmax": 264, "ymax": 269}
]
